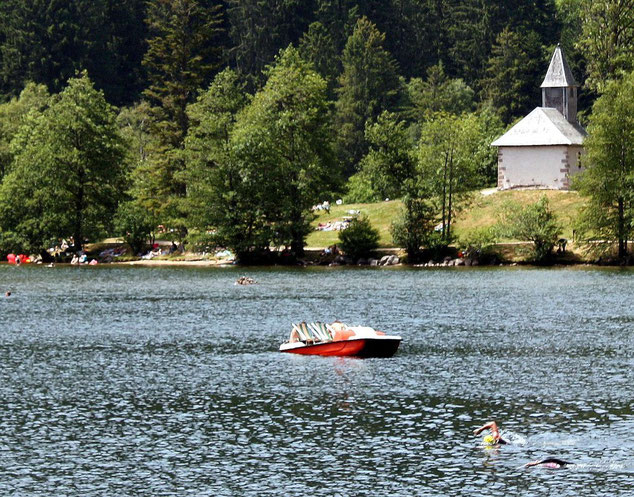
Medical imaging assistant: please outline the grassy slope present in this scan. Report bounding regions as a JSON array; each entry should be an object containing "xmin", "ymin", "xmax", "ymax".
[{"xmin": 306, "ymin": 189, "xmax": 587, "ymax": 248}]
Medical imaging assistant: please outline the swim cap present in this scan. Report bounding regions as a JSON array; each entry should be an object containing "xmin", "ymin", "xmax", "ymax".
[{"xmin": 483, "ymin": 435, "xmax": 496, "ymax": 445}]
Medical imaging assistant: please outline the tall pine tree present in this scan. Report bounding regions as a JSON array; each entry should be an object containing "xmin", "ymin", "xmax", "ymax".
[
  {"xmin": 335, "ymin": 17, "xmax": 400, "ymax": 175},
  {"xmin": 142, "ymin": 0, "xmax": 224, "ymax": 232}
]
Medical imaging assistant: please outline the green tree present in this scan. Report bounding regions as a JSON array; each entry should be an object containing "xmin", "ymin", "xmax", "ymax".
[
  {"xmin": 0, "ymin": 73, "xmax": 126, "ymax": 253},
  {"xmin": 299, "ymin": 21, "xmax": 340, "ymax": 96},
  {"xmin": 183, "ymin": 68, "xmax": 250, "ymax": 251},
  {"xmin": 575, "ymin": 71, "xmax": 634, "ymax": 260},
  {"xmin": 113, "ymin": 201, "xmax": 155, "ymax": 255},
  {"xmin": 0, "ymin": 82, "xmax": 49, "ymax": 179},
  {"xmin": 231, "ymin": 47, "xmax": 338, "ymax": 256},
  {"xmin": 338, "ymin": 214, "xmax": 380, "ymax": 260},
  {"xmin": 0, "ymin": 0, "xmax": 147, "ymax": 106},
  {"xmin": 226, "ymin": 0, "xmax": 314, "ymax": 86},
  {"xmin": 116, "ymin": 101, "xmax": 163, "ymax": 236},
  {"xmin": 142, "ymin": 0, "xmax": 224, "ymax": 233},
  {"xmin": 404, "ymin": 63, "xmax": 475, "ymax": 123},
  {"xmin": 335, "ymin": 16, "xmax": 400, "ymax": 175},
  {"xmin": 482, "ymin": 28, "xmax": 545, "ymax": 124},
  {"xmin": 497, "ymin": 196, "xmax": 562, "ymax": 262},
  {"xmin": 356, "ymin": 111, "xmax": 415, "ymax": 201},
  {"xmin": 391, "ymin": 195, "xmax": 437, "ymax": 262},
  {"xmin": 417, "ymin": 112, "xmax": 488, "ymax": 245},
  {"xmin": 578, "ymin": 0, "xmax": 634, "ymax": 93}
]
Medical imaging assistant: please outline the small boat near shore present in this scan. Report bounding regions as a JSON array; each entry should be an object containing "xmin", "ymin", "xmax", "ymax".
[{"xmin": 279, "ymin": 321, "xmax": 401, "ymax": 358}]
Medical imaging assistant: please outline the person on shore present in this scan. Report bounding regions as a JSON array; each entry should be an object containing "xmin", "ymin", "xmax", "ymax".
[
  {"xmin": 525, "ymin": 457, "xmax": 572, "ymax": 469},
  {"xmin": 473, "ymin": 421, "xmax": 508, "ymax": 445}
]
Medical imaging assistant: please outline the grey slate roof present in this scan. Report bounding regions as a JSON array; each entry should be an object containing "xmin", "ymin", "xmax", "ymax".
[
  {"xmin": 491, "ymin": 107, "xmax": 586, "ymax": 147},
  {"xmin": 541, "ymin": 44, "xmax": 577, "ymax": 88}
]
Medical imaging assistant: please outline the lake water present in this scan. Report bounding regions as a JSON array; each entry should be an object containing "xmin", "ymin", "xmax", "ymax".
[{"xmin": 0, "ymin": 264, "xmax": 633, "ymax": 496}]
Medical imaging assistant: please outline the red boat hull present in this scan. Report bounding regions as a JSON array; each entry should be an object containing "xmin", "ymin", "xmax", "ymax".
[{"xmin": 280, "ymin": 337, "xmax": 401, "ymax": 358}]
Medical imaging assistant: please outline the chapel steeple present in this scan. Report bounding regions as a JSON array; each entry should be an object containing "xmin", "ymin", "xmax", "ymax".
[{"xmin": 541, "ymin": 44, "xmax": 578, "ymax": 124}]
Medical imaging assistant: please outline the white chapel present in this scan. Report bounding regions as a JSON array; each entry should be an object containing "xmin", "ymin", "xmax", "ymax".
[{"xmin": 492, "ymin": 44, "xmax": 586, "ymax": 190}]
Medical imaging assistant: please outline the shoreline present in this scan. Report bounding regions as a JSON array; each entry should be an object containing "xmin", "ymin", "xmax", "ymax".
[{"xmin": 1, "ymin": 259, "xmax": 631, "ymax": 269}]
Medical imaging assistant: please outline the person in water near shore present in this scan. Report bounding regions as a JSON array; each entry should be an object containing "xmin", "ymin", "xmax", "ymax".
[
  {"xmin": 525, "ymin": 457, "xmax": 572, "ymax": 469},
  {"xmin": 473, "ymin": 421, "xmax": 508, "ymax": 445}
]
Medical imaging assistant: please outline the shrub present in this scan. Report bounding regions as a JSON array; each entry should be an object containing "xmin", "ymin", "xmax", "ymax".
[
  {"xmin": 390, "ymin": 196, "xmax": 436, "ymax": 262},
  {"xmin": 343, "ymin": 172, "xmax": 379, "ymax": 203},
  {"xmin": 496, "ymin": 196, "xmax": 562, "ymax": 263},
  {"xmin": 114, "ymin": 202, "xmax": 155, "ymax": 255},
  {"xmin": 458, "ymin": 227, "xmax": 497, "ymax": 258},
  {"xmin": 338, "ymin": 215, "xmax": 380, "ymax": 260}
]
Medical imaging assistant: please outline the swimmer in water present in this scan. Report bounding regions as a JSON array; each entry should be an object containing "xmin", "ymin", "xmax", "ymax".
[
  {"xmin": 525, "ymin": 457, "xmax": 572, "ymax": 469},
  {"xmin": 473, "ymin": 421, "xmax": 508, "ymax": 445}
]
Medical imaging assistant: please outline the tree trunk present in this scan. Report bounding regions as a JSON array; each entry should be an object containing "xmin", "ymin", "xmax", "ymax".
[
  {"xmin": 441, "ymin": 152, "xmax": 448, "ymax": 239},
  {"xmin": 446, "ymin": 150, "xmax": 455, "ymax": 243},
  {"xmin": 73, "ymin": 172, "xmax": 85, "ymax": 252},
  {"xmin": 618, "ymin": 196, "xmax": 627, "ymax": 258}
]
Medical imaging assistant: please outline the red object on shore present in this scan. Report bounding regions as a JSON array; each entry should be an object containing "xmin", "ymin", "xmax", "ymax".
[{"xmin": 7, "ymin": 253, "xmax": 16, "ymax": 264}]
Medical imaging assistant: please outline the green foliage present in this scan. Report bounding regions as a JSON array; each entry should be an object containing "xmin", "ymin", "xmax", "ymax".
[
  {"xmin": 390, "ymin": 196, "xmax": 436, "ymax": 262},
  {"xmin": 404, "ymin": 63, "xmax": 475, "ymax": 123},
  {"xmin": 0, "ymin": 82, "xmax": 49, "ymax": 178},
  {"xmin": 142, "ymin": 0, "xmax": 224, "ymax": 232},
  {"xmin": 497, "ymin": 196, "xmax": 562, "ymax": 262},
  {"xmin": 183, "ymin": 68, "xmax": 250, "ymax": 252},
  {"xmin": 114, "ymin": 201, "xmax": 155, "ymax": 254},
  {"xmin": 143, "ymin": 0, "xmax": 224, "ymax": 144},
  {"xmin": 226, "ymin": 0, "xmax": 314, "ymax": 87},
  {"xmin": 575, "ymin": 70, "xmax": 634, "ymax": 259},
  {"xmin": 482, "ymin": 28, "xmax": 545, "ymax": 124},
  {"xmin": 335, "ymin": 16, "xmax": 400, "ymax": 175},
  {"xmin": 338, "ymin": 214, "xmax": 380, "ymax": 260},
  {"xmin": 0, "ymin": 73, "xmax": 126, "ymax": 252},
  {"xmin": 344, "ymin": 172, "xmax": 378, "ymax": 204},
  {"xmin": 0, "ymin": 0, "xmax": 147, "ymax": 106},
  {"xmin": 578, "ymin": 0, "xmax": 634, "ymax": 93},
  {"xmin": 417, "ymin": 112, "xmax": 489, "ymax": 245},
  {"xmin": 357, "ymin": 111, "xmax": 415, "ymax": 201},
  {"xmin": 231, "ymin": 47, "xmax": 338, "ymax": 255},
  {"xmin": 458, "ymin": 227, "xmax": 498, "ymax": 258},
  {"xmin": 184, "ymin": 49, "xmax": 337, "ymax": 259},
  {"xmin": 298, "ymin": 21, "xmax": 340, "ymax": 95}
]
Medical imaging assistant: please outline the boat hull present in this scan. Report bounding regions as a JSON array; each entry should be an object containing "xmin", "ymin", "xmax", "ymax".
[{"xmin": 280, "ymin": 337, "xmax": 401, "ymax": 358}]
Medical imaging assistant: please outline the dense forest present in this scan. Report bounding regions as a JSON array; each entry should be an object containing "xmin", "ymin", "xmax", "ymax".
[{"xmin": 0, "ymin": 0, "xmax": 633, "ymax": 262}]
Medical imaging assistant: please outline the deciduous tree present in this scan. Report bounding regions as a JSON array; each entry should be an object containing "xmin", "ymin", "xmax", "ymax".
[
  {"xmin": 183, "ymin": 69, "xmax": 250, "ymax": 251},
  {"xmin": 0, "ymin": 83, "xmax": 49, "ymax": 179},
  {"xmin": 0, "ymin": 73, "xmax": 126, "ymax": 253},
  {"xmin": 578, "ymin": 0, "xmax": 634, "ymax": 93},
  {"xmin": 417, "ymin": 112, "xmax": 489, "ymax": 245},
  {"xmin": 575, "ymin": 71, "xmax": 634, "ymax": 260},
  {"xmin": 231, "ymin": 47, "xmax": 338, "ymax": 256}
]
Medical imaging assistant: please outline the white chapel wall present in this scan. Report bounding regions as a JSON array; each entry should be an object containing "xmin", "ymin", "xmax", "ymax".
[{"xmin": 498, "ymin": 146, "xmax": 570, "ymax": 190}]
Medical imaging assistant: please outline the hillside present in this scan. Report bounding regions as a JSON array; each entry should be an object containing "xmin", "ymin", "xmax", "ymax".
[{"xmin": 306, "ymin": 189, "xmax": 586, "ymax": 249}]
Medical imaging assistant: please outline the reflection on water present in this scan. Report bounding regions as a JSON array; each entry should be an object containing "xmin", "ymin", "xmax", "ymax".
[{"xmin": 0, "ymin": 265, "xmax": 633, "ymax": 496}]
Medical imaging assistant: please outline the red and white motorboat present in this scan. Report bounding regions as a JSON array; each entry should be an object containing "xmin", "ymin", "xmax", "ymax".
[{"xmin": 279, "ymin": 322, "xmax": 401, "ymax": 358}]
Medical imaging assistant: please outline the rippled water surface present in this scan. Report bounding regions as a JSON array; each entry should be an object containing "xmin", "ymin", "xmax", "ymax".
[{"xmin": 0, "ymin": 265, "xmax": 633, "ymax": 496}]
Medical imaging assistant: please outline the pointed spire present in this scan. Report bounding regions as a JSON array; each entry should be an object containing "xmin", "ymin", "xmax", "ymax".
[{"xmin": 541, "ymin": 44, "xmax": 577, "ymax": 88}]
